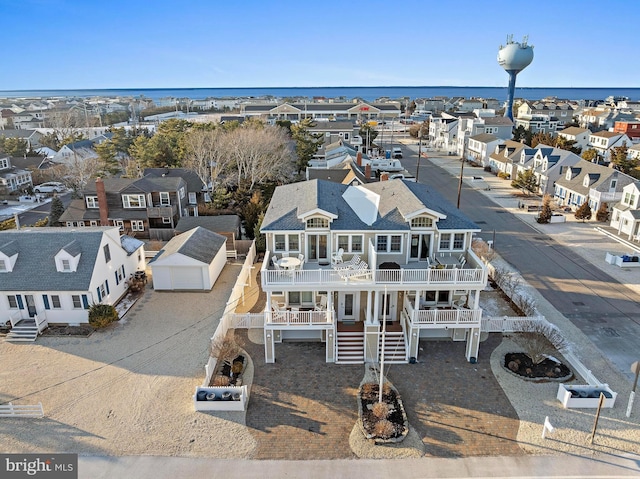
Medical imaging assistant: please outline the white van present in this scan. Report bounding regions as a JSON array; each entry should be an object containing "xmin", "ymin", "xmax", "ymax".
[{"xmin": 392, "ymin": 147, "xmax": 403, "ymax": 159}]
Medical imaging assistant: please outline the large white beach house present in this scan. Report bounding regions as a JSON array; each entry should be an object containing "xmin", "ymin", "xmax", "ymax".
[{"xmin": 259, "ymin": 179, "xmax": 488, "ymax": 364}]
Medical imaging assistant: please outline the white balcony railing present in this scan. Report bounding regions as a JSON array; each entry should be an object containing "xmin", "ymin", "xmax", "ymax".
[
  {"xmin": 412, "ymin": 307, "xmax": 482, "ymax": 328},
  {"xmin": 265, "ymin": 310, "xmax": 333, "ymax": 327},
  {"xmin": 262, "ymin": 266, "xmax": 485, "ymax": 288}
]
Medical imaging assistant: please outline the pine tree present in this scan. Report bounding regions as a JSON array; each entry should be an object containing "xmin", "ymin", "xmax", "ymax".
[
  {"xmin": 574, "ymin": 200, "xmax": 592, "ymax": 222},
  {"xmin": 596, "ymin": 202, "xmax": 610, "ymax": 222},
  {"xmin": 537, "ymin": 194, "xmax": 553, "ymax": 224},
  {"xmin": 511, "ymin": 169, "xmax": 538, "ymax": 194},
  {"xmin": 49, "ymin": 195, "xmax": 65, "ymax": 226}
]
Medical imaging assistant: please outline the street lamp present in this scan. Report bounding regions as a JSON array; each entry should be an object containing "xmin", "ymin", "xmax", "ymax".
[{"xmin": 416, "ymin": 129, "xmax": 423, "ymax": 183}]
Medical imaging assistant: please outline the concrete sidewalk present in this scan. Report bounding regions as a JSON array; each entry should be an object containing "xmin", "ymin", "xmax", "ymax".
[{"xmin": 78, "ymin": 454, "xmax": 640, "ymax": 478}]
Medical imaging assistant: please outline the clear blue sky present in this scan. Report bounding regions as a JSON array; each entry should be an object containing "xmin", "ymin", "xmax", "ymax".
[{"xmin": 1, "ymin": 0, "xmax": 638, "ymax": 90}]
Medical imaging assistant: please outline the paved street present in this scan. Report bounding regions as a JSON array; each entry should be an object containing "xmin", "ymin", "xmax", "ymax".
[
  {"xmin": 0, "ymin": 192, "xmax": 72, "ymax": 225},
  {"xmin": 398, "ymin": 142, "xmax": 640, "ymax": 382}
]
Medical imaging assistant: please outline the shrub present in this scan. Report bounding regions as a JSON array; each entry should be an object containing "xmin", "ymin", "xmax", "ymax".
[
  {"xmin": 210, "ymin": 335, "xmax": 241, "ymax": 363},
  {"xmin": 596, "ymin": 202, "xmax": 610, "ymax": 222},
  {"xmin": 574, "ymin": 201, "xmax": 592, "ymax": 222},
  {"xmin": 373, "ymin": 419, "xmax": 395, "ymax": 439},
  {"xmin": 537, "ymin": 194, "xmax": 553, "ymax": 224},
  {"xmin": 372, "ymin": 402, "xmax": 391, "ymax": 419},
  {"xmin": 472, "ymin": 239, "xmax": 496, "ymax": 263},
  {"xmin": 212, "ymin": 375, "xmax": 230, "ymax": 387},
  {"xmin": 88, "ymin": 303, "xmax": 119, "ymax": 328}
]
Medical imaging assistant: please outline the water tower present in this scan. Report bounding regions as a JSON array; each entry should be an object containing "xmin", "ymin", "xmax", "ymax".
[{"xmin": 497, "ymin": 35, "xmax": 534, "ymax": 121}]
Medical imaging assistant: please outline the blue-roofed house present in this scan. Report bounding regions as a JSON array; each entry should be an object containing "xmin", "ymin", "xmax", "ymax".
[
  {"xmin": 0, "ymin": 226, "xmax": 145, "ymax": 339},
  {"xmin": 257, "ymin": 178, "xmax": 488, "ymax": 365}
]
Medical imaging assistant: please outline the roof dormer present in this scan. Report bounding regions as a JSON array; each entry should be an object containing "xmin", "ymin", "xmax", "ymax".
[
  {"xmin": 55, "ymin": 240, "xmax": 82, "ymax": 272},
  {"xmin": 0, "ymin": 240, "xmax": 19, "ymax": 272}
]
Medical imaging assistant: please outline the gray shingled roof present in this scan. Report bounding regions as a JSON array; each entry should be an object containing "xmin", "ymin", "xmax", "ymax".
[
  {"xmin": 0, "ymin": 228, "xmax": 108, "ymax": 291},
  {"xmin": 153, "ymin": 227, "xmax": 226, "ymax": 265},
  {"xmin": 261, "ymin": 179, "xmax": 480, "ymax": 233},
  {"xmin": 469, "ymin": 133, "xmax": 499, "ymax": 143},
  {"xmin": 143, "ymin": 168, "xmax": 205, "ymax": 193},
  {"xmin": 175, "ymin": 216, "xmax": 241, "ymax": 237}
]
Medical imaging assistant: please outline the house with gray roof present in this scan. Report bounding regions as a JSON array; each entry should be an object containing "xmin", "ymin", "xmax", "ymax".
[
  {"xmin": 512, "ymin": 144, "xmax": 583, "ymax": 195},
  {"xmin": 59, "ymin": 175, "xmax": 188, "ymax": 240},
  {"xmin": 553, "ymin": 159, "xmax": 636, "ymax": 212},
  {"xmin": 0, "ymin": 227, "xmax": 145, "ymax": 335},
  {"xmin": 240, "ymin": 101, "xmax": 401, "ymax": 123},
  {"xmin": 150, "ymin": 227, "xmax": 227, "ymax": 291},
  {"xmin": 610, "ymin": 182, "xmax": 640, "ymax": 241},
  {"xmin": 257, "ymin": 179, "xmax": 488, "ymax": 366},
  {"xmin": 556, "ymin": 126, "xmax": 591, "ymax": 152},
  {"xmin": 0, "ymin": 155, "xmax": 33, "ymax": 194}
]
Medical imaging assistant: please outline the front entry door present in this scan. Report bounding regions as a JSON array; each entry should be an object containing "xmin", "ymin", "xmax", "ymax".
[
  {"xmin": 307, "ymin": 234, "xmax": 328, "ymax": 263},
  {"xmin": 409, "ymin": 233, "xmax": 431, "ymax": 262},
  {"xmin": 338, "ymin": 292, "xmax": 358, "ymax": 322},
  {"xmin": 25, "ymin": 295, "xmax": 36, "ymax": 317}
]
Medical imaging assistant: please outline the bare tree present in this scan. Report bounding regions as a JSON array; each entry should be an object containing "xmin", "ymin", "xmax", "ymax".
[
  {"xmin": 44, "ymin": 109, "xmax": 85, "ymax": 146},
  {"xmin": 513, "ymin": 320, "xmax": 570, "ymax": 364},
  {"xmin": 183, "ymin": 128, "xmax": 230, "ymax": 192},
  {"xmin": 223, "ymin": 124, "xmax": 294, "ymax": 189},
  {"xmin": 61, "ymin": 156, "xmax": 103, "ymax": 194}
]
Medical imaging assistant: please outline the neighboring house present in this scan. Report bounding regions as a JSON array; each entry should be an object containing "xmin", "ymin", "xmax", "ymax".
[
  {"xmin": 613, "ymin": 121, "xmax": 640, "ymax": 140},
  {"xmin": 143, "ymin": 167, "xmax": 206, "ymax": 214},
  {"xmin": 456, "ymin": 114, "xmax": 513, "ymax": 158},
  {"xmin": 0, "ymin": 155, "xmax": 33, "ymax": 194},
  {"xmin": 629, "ymin": 144, "xmax": 640, "ymax": 161},
  {"xmin": 515, "ymin": 114, "xmax": 559, "ymax": 134},
  {"xmin": 588, "ymin": 131, "xmax": 632, "ymax": 163},
  {"xmin": 51, "ymin": 138, "xmax": 103, "ymax": 165},
  {"xmin": 429, "ymin": 112, "xmax": 474, "ymax": 152},
  {"xmin": 516, "ymin": 101, "xmax": 575, "ymax": 126},
  {"xmin": 578, "ymin": 108, "xmax": 637, "ymax": 131},
  {"xmin": 241, "ymin": 102, "xmax": 401, "ymax": 122},
  {"xmin": 610, "ymin": 182, "xmax": 640, "ymax": 241},
  {"xmin": 150, "ymin": 227, "xmax": 227, "ymax": 291},
  {"xmin": 0, "ymin": 129, "xmax": 43, "ymax": 149},
  {"xmin": 556, "ymin": 126, "xmax": 591, "ymax": 151},
  {"xmin": 553, "ymin": 159, "xmax": 636, "ymax": 212},
  {"xmin": 488, "ymin": 140, "xmax": 528, "ymax": 177},
  {"xmin": 258, "ymin": 179, "xmax": 487, "ymax": 365},
  {"xmin": 467, "ymin": 133, "xmax": 504, "ymax": 167},
  {"xmin": 11, "ymin": 111, "xmax": 45, "ymax": 129},
  {"xmin": 511, "ymin": 144, "xmax": 582, "ymax": 195},
  {"xmin": 59, "ymin": 176, "xmax": 188, "ymax": 240},
  {"xmin": 0, "ymin": 227, "xmax": 145, "ymax": 327}
]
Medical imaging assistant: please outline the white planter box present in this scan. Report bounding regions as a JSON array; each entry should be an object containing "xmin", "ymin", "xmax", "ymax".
[
  {"xmin": 549, "ymin": 214, "xmax": 566, "ymax": 223},
  {"xmin": 610, "ymin": 253, "xmax": 640, "ymax": 268},
  {"xmin": 193, "ymin": 386, "xmax": 248, "ymax": 411},
  {"xmin": 557, "ymin": 384, "xmax": 617, "ymax": 409}
]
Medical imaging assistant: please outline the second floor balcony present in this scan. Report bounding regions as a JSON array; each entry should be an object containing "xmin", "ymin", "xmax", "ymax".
[{"xmin": 146, "ymin": 204, "xmax": 177, "ymax": 218}]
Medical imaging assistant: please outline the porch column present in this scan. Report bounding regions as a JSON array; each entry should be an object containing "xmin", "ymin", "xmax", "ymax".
[
  {"xmin": 264, "ymin": 329, "xmax": 275, "ymax": 363},
  {"xmin": 408, "ymin": 326, "xmax": 420, "ymax": 360},
  {"xmin": 326, "ymin": 328, "xmax": 336, "ymax": 363},
  {"xmin": 364, "ymin": 291, "xmax": 379, "ymax": 363},
  {"xmin": 465, "ymin": 327, "xmax": 481, "ymax": 362}
]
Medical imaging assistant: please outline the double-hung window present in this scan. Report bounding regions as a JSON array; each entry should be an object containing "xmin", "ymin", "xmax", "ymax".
[
  {"xmin": 132, "ymin": 220, "xmax": 144, "ymax": 231},
  {"xmin": 122, "ymin": 194, "xmax": 146, "ymax": 208},
  {"xmin": 159, "ymin": 192, "xmax": 170, "ymax": 206},
  {"xmin": 376, "ymin": 234, "xmax": 402, "ymax": 253}
]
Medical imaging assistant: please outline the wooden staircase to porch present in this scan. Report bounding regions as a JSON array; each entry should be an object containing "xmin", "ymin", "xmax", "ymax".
[
  {"xmin": 379, "ymin": 331, "xmax": 408, "ymax": 363},
  {"xmin": 336, "ymin": 330, "xmax": 364, "ymax": 364},
  {"xmin": 5, "ymin": 319, "xmax": 39, "ymax": 342}
]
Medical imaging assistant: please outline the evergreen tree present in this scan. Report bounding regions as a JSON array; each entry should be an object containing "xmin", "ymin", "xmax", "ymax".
[
  {"xmin": 95, "ymin": 140, "xmax": 121, "ymax": 176},
  {"xmin": 596, "ymin": 202, "xmax": 610, "ymax": 222},
  {"xmin": 358, "ymin": 123, "xmax": 379, "ymax": 151},
  {"xmin": 511, "ymin": 169, "xmax": 538, "ymax": 194},
  {"xmin": 581, "ymin": 148, "xmax": 599, "ymax": 163},
  {"xmin": 609, "ymin": 143, "xmax": 637, "ymax": 174},
  {"xmin": 49, "ymin": 196, "xmax": 65, "ymax": 226},
  {"xmin": 537, "ymin": 194, "xmax": 553, "ymax": 224},
  {"xmin": 574, "ymin": 200, "xmax": 592, "ymax": 222},
  {"xmin": 291, "ymin": 118, "xmax": 324, "ymax": 174}
]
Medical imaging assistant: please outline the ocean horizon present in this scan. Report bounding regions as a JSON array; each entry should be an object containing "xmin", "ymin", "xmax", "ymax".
[{"xmin": 1, "ymin": 86, "xmax": 639, "ymax": 102}]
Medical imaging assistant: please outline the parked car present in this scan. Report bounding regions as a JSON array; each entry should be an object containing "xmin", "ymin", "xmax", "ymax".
[
  {"xmin": 392, "ymin": 147, "xmax": 403, "ymax": 159},
  {"xmin": 33, "ymin": 182, "xmax": 65, "ymax": 193}
]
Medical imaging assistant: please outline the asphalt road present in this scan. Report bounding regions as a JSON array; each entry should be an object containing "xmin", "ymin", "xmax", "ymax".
[
  {"xmin": 11, "ymin": 192, "xmax": 73, "ymax": 226},
  {"xmin": 398, "ymin": 143, "xmax": 640, "ymax": 381}
]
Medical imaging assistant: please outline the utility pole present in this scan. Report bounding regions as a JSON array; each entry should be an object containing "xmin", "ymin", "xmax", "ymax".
[
  {"xmin": 457, "ymin": 156, "xmax": 465, "ymax": 209},
  {"xmin": 416, "ymin": 128, "xmax": 423, "ymax": 183}
]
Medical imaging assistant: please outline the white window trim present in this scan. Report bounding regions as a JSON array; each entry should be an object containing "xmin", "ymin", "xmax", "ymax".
[
  {"xmin": 122, "ymin": 194, "xmax": 146, "ymax": 208},
  {"xmin": 131, "ymin": 220, "xmax": 145, "ymax": 231},
  {"xmin": 159, "ymin": 192, "xmax": 170, "ymax": 206},
  {"xmin": 376, "ymin": 234, "xmax": 403, "ymax": 253}
]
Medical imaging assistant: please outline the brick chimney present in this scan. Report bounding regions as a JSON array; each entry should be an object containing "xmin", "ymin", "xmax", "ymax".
[
  {"xmin": 95, "ymin": 177, "xmax": 109, "ymax": 226},
  {"xmin": 365, "ymin": 164, "xmax": 371, "ymax": 179},
  {"xmin": 380, "ymin": 172, "xmax": 389, "ymax": 181},
  {"xmin": 356, "ymin": 151, "xmax": 362, "ymax": 166}
]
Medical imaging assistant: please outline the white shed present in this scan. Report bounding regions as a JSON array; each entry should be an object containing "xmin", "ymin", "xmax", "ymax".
[{"xmin": 150, "ymin": 227, "xmax": 227, "ymax": 291}]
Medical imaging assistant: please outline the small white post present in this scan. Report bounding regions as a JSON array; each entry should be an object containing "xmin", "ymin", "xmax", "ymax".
[
  {"xmin": 542, "ymin": 416, "xmax": 555, "ymax": 439},
  {"xmin": 626, "ymin": 391, "xmax": 635, "ymax": 418}
]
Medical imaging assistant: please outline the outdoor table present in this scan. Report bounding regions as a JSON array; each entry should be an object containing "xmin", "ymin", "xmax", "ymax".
[
  {"xmin": 435, "ymin": 256, "xmax": 460, "ymax": 267},
  {"xmin": 278, "ymin": 257, "xmax": 301, "ymax": 270}
]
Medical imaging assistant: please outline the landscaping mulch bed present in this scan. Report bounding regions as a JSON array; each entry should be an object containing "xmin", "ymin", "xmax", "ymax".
[
  {"xmin": 504, "ymin": 352, "xmax": 572, "ymax": 381},
  {"xmin": 41, "ymin": 324, "xmax": 95, "ymax": 337}
]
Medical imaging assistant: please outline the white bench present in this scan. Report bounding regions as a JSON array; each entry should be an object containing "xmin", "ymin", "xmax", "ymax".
[{"xmin": 0, "ymin": 402, "xmax": 44, "ymax": 418}]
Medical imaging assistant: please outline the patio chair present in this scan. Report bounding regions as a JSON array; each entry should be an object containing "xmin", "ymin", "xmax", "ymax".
[
  {"xmin": 331, "ymin": 248, "xmax": 344, "ymax": 266},
  {"xmin": 454, "ymin": 295, "xmax": 467, "ymax": 308},
  {"xmin": 298, "ymin": 253, "xmax": 305, "ymax": 263},
  {"xmin": 459, "ymin": 258, "xmax": 466, "ymax": 268},
  {"xmin": 314, "ymin": 295, "xmax": 327, "ymax": 311},
  {"xmin": 272, "ymin": 257, "xmax": 282, "ymax": 271},
  {"xmin": 458, "ymin": 254, "xmax": 465, "ymax": 263},
  {"xmin": 281, "ymin": 252, "xmax": 290, "ymax": 258},
  {"xmin": 333, "ymin": 254, "xmax": 361, "ymax": 271}
]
